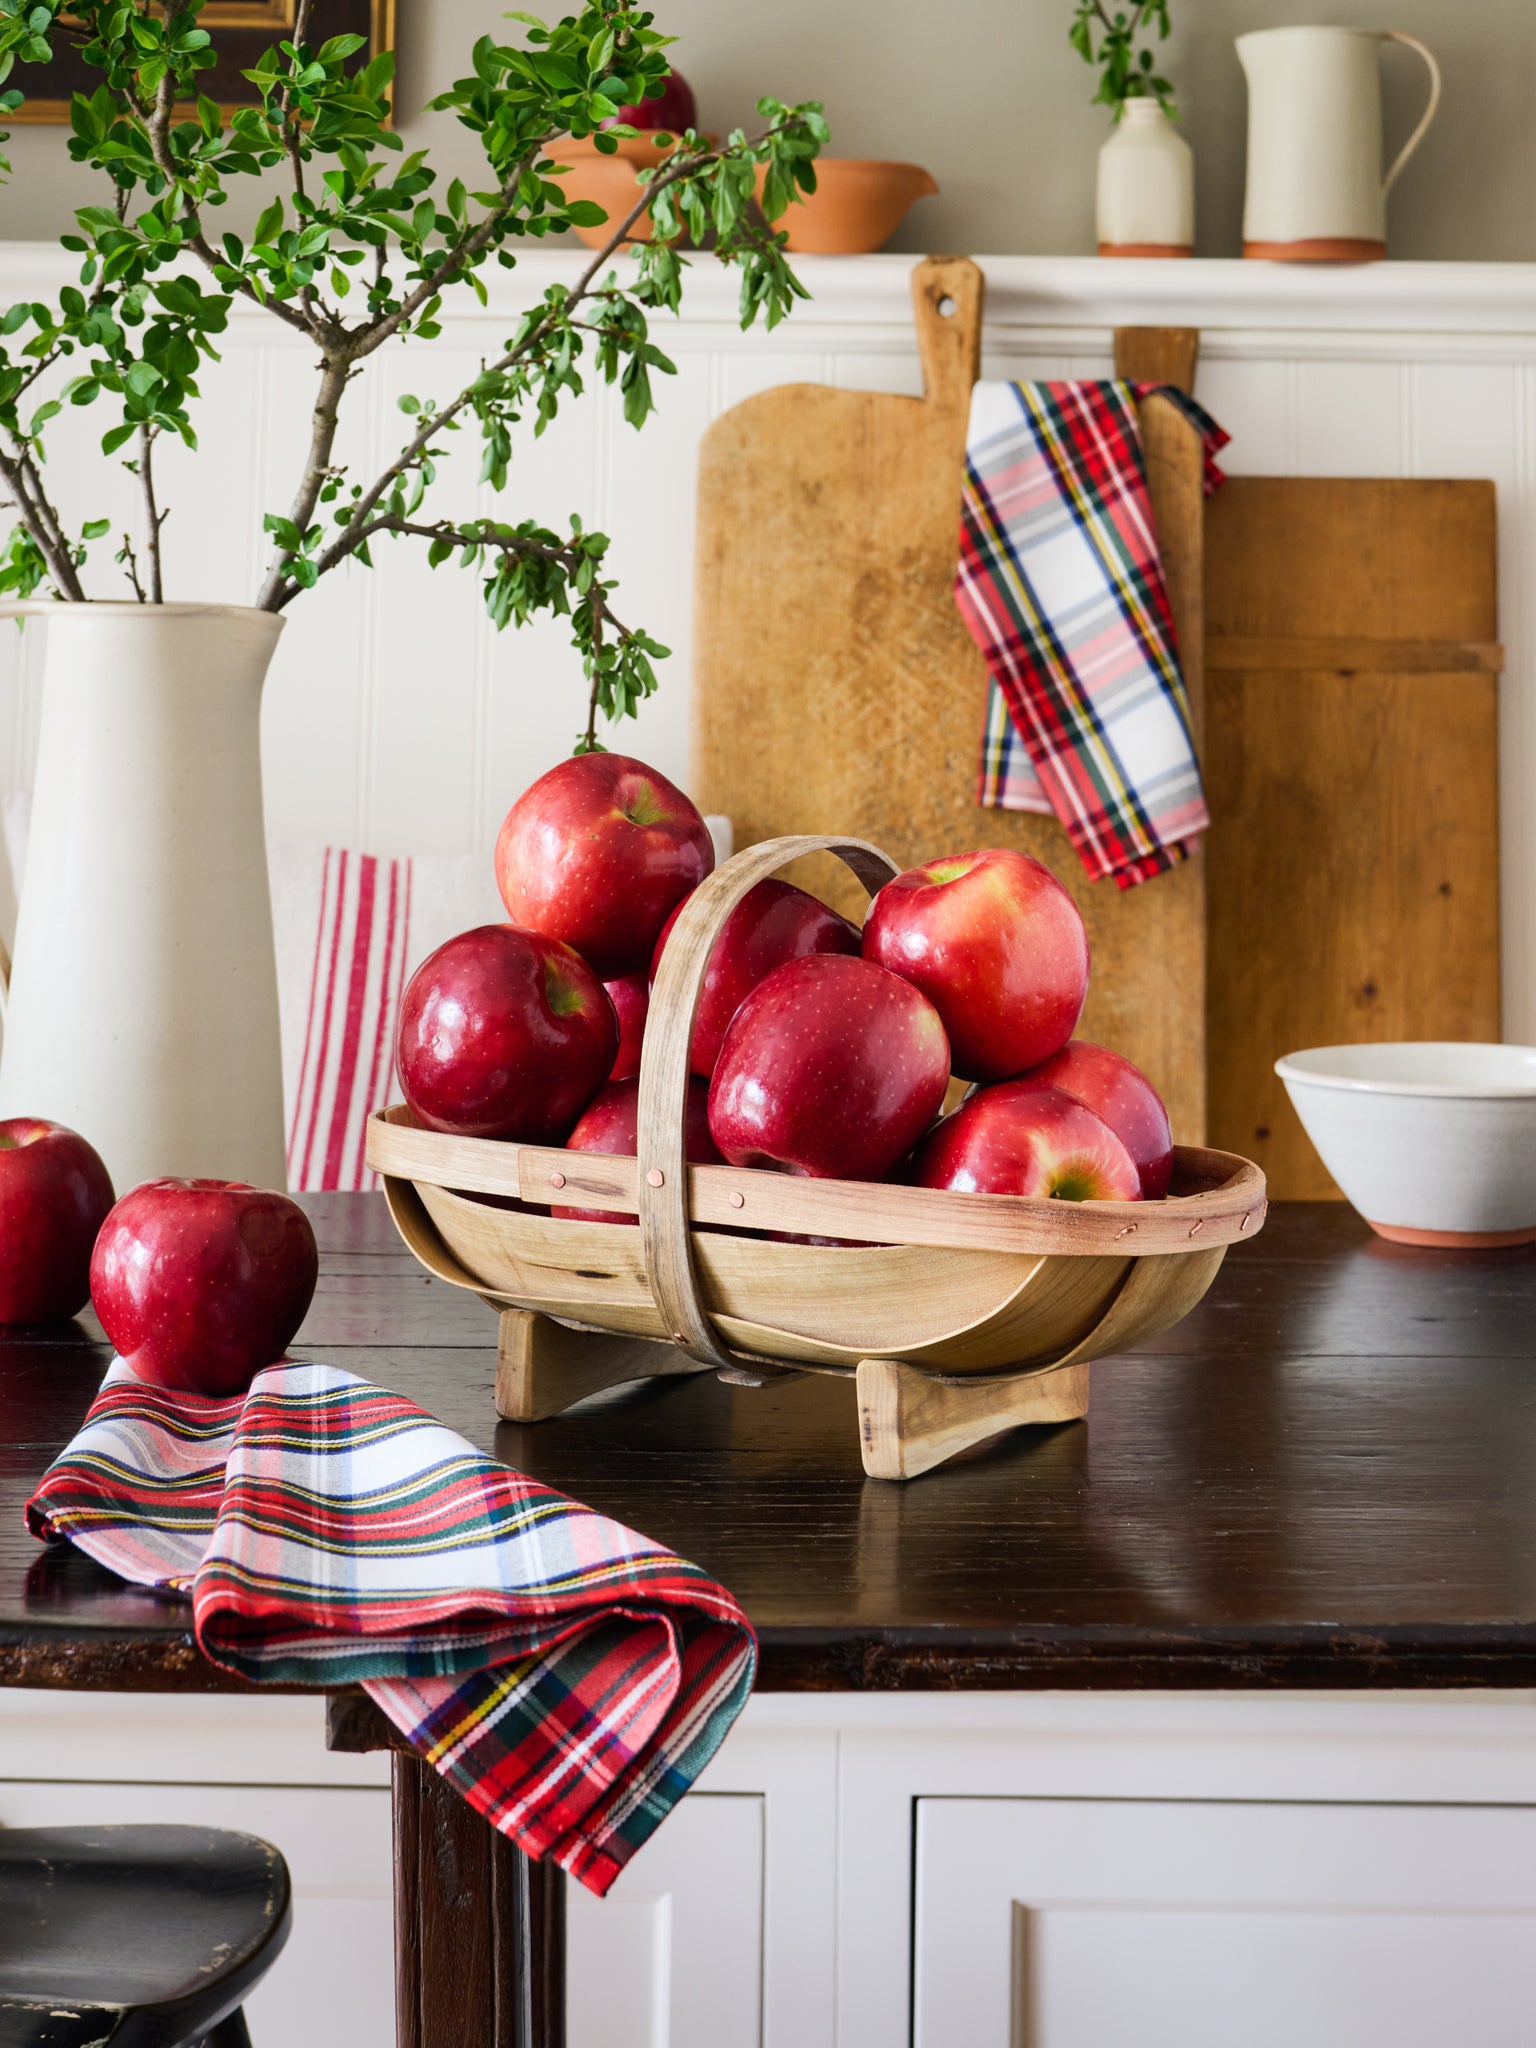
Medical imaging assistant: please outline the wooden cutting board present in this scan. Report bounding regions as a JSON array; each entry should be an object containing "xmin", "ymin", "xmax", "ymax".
[
  {"xmin": 692, "ymin": 257, "xmax": 1213, "ymax": 1142},
  {"xmin": 1204, "ymin": 478, "xmax": 1502, "ymax": 1197}
]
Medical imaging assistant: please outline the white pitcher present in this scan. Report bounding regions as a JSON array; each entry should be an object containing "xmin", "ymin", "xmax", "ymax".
[
  {"xmin": 1237, "ymin": 26, "xmax": 1440, "ymax": 261},
  {"xmin": 0, "ymin": 603, "xmax": 289, "ymax": 1193}
]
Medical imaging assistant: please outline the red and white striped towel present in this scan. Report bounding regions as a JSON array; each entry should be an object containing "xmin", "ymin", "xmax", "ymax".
[
  {"xmin": 269, "ymin": 820, "xmax": 733, "ymax": 1195},
  {"xmin": 270, "ymin": 844, "xmax": 502, "ymax": 1194}
]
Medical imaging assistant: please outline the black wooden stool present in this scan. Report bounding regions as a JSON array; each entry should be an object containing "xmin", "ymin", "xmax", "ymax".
[{"xmin": 0, "ymin": 1826, "xmax": 292, "ymax": 2048}]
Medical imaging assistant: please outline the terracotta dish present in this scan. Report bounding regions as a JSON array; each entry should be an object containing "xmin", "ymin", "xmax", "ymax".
[
  {"xmin": 547, "ymin": 132, "xmax": 713, "ymax": 249},
  {"xmin": 758, "ymin": 159, "xmax": 938, "ymax": 254}
]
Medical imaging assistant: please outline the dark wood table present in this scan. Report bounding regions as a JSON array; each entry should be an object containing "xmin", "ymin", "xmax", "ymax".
[{"xmin": 5, "ymin": 1196, "xmax": 1536, "ymax": 2045}]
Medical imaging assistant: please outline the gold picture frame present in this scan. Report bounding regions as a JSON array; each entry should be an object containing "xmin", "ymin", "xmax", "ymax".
[{"xmin": 9, "ymin": 0, "xmax": 394, "ymax": 124}]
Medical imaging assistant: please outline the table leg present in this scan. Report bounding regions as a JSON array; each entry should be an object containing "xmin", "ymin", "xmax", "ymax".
[{"xmin": 392, "ymin": 1753, "xmax": 566, "ymax": 2048}]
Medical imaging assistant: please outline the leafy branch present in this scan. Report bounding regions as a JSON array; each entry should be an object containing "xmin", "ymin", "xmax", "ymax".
[
  {"xmin": 1070, "ymin": 0, "xmax": 1175, "ymax": 118},
  {"xmin": 0, "ymin": 0, "xmax": 826, "ymax": 746}
]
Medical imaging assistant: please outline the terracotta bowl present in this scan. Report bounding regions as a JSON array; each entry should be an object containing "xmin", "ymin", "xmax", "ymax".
[
  {"xmin": 547, "ymin": 132, "xmax": 713, "ymax": 249},
  {"xmin": 1275, "ymin": 1042, "xmax": 1536, "ymax": 1247},
  {"xmin": 757, "ymin": 158, "xmax": 938, "ymax": 254}
]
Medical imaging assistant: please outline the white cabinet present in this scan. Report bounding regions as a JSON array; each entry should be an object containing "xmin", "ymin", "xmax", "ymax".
[
  {"xmin": 914, "ymin": 1797, "xmax": 1536, "ymax": 2048},
  {"xmin": 9, "ymin": 1691, "xmax": 1536, "ymax": 2048},
  {"xmin": 568, "ymin": 1794, "xmax": 764, "ymax": 2048}
]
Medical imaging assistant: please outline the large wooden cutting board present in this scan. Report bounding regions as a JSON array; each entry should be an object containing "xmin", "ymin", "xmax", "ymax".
[
  {"xmin": 1204, "ymin": 478, "xmax": 1502, "ymax": 1198},
  {"xmin": 692, "ymin": 257, "xmax": 1212, "ymax": 1142}
]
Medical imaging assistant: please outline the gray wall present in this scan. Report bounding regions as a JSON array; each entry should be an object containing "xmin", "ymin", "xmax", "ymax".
[{"xmin": 0, "ymin": 0, "xmax": 1530, "ymax": 259}]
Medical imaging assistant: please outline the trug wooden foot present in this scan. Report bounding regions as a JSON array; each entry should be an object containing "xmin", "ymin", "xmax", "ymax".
[
  {"xmin": 495, "ymin": 1308, "xmax": 713, "ymax": 1422},
  {"xmin": 856, "ymin": 1356, "xmax": 1089, "ymax": 1481}
]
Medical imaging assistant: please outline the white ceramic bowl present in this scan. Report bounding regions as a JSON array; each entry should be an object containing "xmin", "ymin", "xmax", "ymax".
[{"xmin": 1275, "ymin": 1042, "xmax": 1536, "ymax": 1247}]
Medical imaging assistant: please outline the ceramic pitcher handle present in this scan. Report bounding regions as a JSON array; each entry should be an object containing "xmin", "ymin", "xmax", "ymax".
[{"xmin": 1380, "ymin": 31, "xmax": 1442, "ymax": 198}]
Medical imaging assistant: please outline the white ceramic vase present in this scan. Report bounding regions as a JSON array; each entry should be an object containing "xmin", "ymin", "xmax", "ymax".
[
  {"xmin": 1096, "ymin": 99, "xmax": 1194, "ymax": 257},
  {"xmin": 0, "ymin": 602, "xmax": 288, "ymax": 1193}
]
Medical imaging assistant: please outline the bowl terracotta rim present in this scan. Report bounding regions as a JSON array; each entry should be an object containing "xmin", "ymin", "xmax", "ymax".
[
  {"xmin": 1275, "ymin": 1042, "xmax": 1536, "ymax": 1101},
  {"xmin": 796, "ymin": 158, "xmax": 938, "ymax": 179}
]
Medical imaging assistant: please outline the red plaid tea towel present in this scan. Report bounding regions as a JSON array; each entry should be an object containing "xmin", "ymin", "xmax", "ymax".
[
  {"xmin": 27, "ymin": 1360, "xmax": 755, "ymax": 1896},
  {"xmin": 960, "ymin": 380, "xmax": 1229, "ymax": 888}
]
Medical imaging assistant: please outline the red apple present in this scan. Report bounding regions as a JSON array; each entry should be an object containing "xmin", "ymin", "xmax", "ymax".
[
  {"xmin": 708, "ymin": 954, "xmax": 950, "ymax": 1181},
  {"xmin": 90, "ymin": 1180, "xmax": 318, "ymax": 1396},
  {"xmin": 397, "ymin": 924, "xmax": 617, "ymax": 1142},
  {"xmin": 652, "ymin": 879, "xmax": 861, "ymax": 1077},
  {"xmin": 913, "ymin": 1081, "xmax": 1140, "ymax": 1201},
  {"xmin": 1026, "ymin": 1039, "xmax": 1173, "ymax": 1199},
  {"xmin": 862, "ymin": 848, "xmax": 1089, "ymax": 1082},
  {"xmin": 605, "ymin": 971, "xmax": 650, "ymax": 1081},
  {"xmin": 495, "ymin": 753, "xmax": 714, "ymax": 979},
  {"xmin": 608, "ymin": 68, "xmax": 697, "ymax": 133},
  {"xmin": 555, "ymin": 1075, "xmax": 721, "ymax": 1221},
  {"xmin": 0, "ymin": 1118, "xmax": 114, "ymax": 1324}
]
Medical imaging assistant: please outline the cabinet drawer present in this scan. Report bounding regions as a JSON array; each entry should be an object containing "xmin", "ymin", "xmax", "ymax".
[
  {"xmin": 568, "ymin": 1792, "xmax": 764, "ymax": 2048},
  {"xmin": 915, "ymin": 1797, "xmax": 1536, "ymax": 2047},
  {"xmin": 0, "ymin": 1779, "xmax": 393, "ymax": 2047}
]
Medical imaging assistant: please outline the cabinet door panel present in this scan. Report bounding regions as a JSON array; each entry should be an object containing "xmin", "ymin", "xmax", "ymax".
[
  {"xmin": 915, "ymin": 1798, "xmax": 1536, "ymax": 2048},
  {"xmin": 0, "ymin": 1779, "xmax": 393, "ymax": 2047},
  {"xmin": 568, "ymin": 1793, "xmax": 763, "ymax": 2048}
]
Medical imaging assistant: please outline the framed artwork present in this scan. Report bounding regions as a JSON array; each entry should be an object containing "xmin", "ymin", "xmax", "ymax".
[{"xmin": 8, "ymin": 0, "xmax": 395, "ymax": 123}]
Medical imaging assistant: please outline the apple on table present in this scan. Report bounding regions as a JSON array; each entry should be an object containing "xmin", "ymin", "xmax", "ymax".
[
  {"xmin": 0, "ymin": 1118, "xmax": 114, "ymax": 1325},
  {"xmin": 91, "ymin": 1179, "xmax": 318, "ymax": 1397}
]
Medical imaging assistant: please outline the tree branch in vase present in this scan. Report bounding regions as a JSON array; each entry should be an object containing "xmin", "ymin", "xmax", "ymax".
[{"xmin": 0, "ymin": 0, "xmax": 827, "ymax": 748}]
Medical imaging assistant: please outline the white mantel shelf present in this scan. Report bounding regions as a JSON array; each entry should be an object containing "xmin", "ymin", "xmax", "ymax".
[{"xmin": 5, "ymin": 243, "xmax": 1536, "ymax": 341}]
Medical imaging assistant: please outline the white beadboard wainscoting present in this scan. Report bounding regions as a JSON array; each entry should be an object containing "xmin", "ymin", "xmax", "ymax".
[{"xmin": 1, "ymin": 249, "xmax": 1532, "ymax": 1034}]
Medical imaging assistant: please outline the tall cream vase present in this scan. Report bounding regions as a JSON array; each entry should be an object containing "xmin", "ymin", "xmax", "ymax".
[{"xmin": 0, "ymin": 602, "xmax": 288, "ymax": 1193}]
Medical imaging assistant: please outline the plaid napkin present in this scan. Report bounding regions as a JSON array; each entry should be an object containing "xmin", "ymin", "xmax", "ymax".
[
  {"xmin": 26, "ymin": 1359, "xmax": 755, "ymax": 1897},
  {"xmin": 960, "ymin": 378, "xmax": 1229, "ymax": 889}
]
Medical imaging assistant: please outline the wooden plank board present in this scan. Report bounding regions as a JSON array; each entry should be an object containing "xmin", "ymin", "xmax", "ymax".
[
  {"xmin": 1204, "ymin": 478, "xmax": 1501, "ymax": 1199},
  {"xmin": 692, "ymin": 258, "xmax": 1211, "ymax": 1144}
]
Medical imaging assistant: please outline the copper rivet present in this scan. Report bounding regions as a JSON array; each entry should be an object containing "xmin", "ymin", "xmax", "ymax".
[
  {"xmin": 672, "ymin": 1331, "xmax": 686, "ymax": 1344},
  {"xmin": 646, "ymin": 1168, "xmax": 665, "ymax": 1188},
  {"xmin": 548, "ymin": 1172, "xmax": 566, "ymax": 1189},
  {"xmin": 1188, "ymin": 1219, "xmax": 1205, "ymax": 1237},
  {"xmin": 1240, "ymin": 1211, "xmax": 1252, "ymax": 1231},
  {"xmin": 729, "ymin": 1192, "xmax": 745, "ymax": 1209}
]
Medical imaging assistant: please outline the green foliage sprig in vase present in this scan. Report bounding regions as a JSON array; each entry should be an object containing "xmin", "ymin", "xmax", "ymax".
[
  {"xmin": 0, "ymin": 0, "xmax": 828, "ymax": 747},
  {"xmin": 1071, "ymin": 2, "xmax": 1191, "ymax": 259},
  {"xmin": 1070, "ymin": 0, "xmax": 1175, "ymax": 120}
]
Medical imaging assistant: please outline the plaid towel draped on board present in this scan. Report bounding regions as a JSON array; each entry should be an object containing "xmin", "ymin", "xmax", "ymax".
[
  {"xmin": 960, "ymin": 379, "xmax": 1229, "ymax": 889},
  {"xmin": 27, "ymin": 1359, "xmax": 755, "ymax": 1896}
]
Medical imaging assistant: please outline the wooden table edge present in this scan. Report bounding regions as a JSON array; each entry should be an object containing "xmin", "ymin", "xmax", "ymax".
[{"xmin": 10, "ymin": 1627, "xmax": 1536, "ymax": 1730}]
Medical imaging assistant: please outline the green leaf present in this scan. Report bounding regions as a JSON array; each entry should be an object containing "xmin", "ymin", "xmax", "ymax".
[
  {"xmin": 100, "ymin": 420, "xmax": 136, "ymax": 455},
  {"xmin": 81, "ymin": 518, "xmax": 110, "ymax": 540}
]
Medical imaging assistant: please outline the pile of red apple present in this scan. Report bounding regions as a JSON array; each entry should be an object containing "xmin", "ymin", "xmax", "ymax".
[{"xmin": 397, "ymin": 753, "xmax": 1173, "ymax": 1208}]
